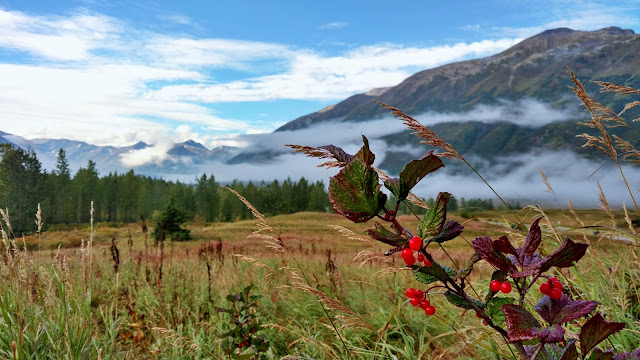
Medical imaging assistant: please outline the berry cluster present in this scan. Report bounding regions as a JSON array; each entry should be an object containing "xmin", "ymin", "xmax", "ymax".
[
  {"xmin": 540, "ymin": 277, "xmax": 564, "ymax": 300},
  {"xmin": 475, "ymin": 310, "xmax": 489, "ymax": 325},
  {"xmin": 489, "ymin": 280, "xmax": 512, "ymax": 294},
  {"xmin": 401, "ymin": 237, "xmax": 432, "ymax": 266},
  {"xmin": 406, "ymin": 287, "xmax": 436, "ymax": 315}
]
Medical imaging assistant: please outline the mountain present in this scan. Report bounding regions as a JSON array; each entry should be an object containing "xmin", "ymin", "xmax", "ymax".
[
  {"xmin": 277, "ymin": 27, "xmax": 640, "ymax": 132},
  {"xmin": 0, "ymin": 133, "xmax": 239, "ymax": 176}
]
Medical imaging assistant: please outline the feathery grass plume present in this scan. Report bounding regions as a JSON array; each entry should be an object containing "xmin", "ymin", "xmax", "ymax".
[
  {"xmin": 327, "ymin": 225, "xmax": 372, "ymax": 245},
  {"xmin": 597, "ymin": 181, "xmax": 616, "ymax": 227},
  {"xmin": 226, "ymin": 187, "xmax": 353, "ymax": 357},
  {"xmin": 375, "ymin": 101, "xmax": 461, "ymax": 159},
  {"xmin": 623, "ymin": 204, "xmax": 637, "ymax": 235},
  {"xmin": 613, "ymin": 135, "xmax": 640, "ymax": 165},
  {"xmin": 570, "ymin": 70, "xmax": 640, "ymax": 217},
  {"xmin": 594, "ymin": 81, "xmax": 640, "ymax": 96},
  {"xmin": 35, "ymin": 203, "xmax": 42, "ymax": 253},
  {"xmin": 233, "ymin": 254, "xmax": 267, "ymax": 269},
  {"xmin": 285, "ymin": 144, "xmax": 350, "ymax": 169},
  {"xmin": 151, "ymin": 327, "xmax": 203, "ymax": 356},
  {"xmin": 568, "ymin": 200, "xmax": 590, "ymax": 243}
]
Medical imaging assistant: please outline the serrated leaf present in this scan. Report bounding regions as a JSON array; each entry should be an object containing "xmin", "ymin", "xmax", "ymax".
[
  {"xmin": 519, "ymin": 217, "xmax": 543, "ymax": 261},
  {"xmin": 502, "ymin": 304, "xmax": 566, "ymax": 343},
  {"xmin": 485, "ymin": 297, "xmax": 515, "ymax": 325},
  {"xmin": 354, "ymin": 135, "xmax": 375, "ymax": 166},
  {"xmin": 580, "ymin": 313, "xmax": 626, "ymax": 357},
  {"xmin": 328, "ymin": 157, "xmax": 387, "ymax": 223},
  {"xmin": 394, "ymin": 152, "xmax": 444, "ymax": 200},
  {"xmin": 430, "ymin": 220, "xmax": 464, "ymax": 243},
  {"xmin": 365, "ymin": 222, "xmax": 405, "ymax": 246},
  {"xmin": 492, "ymin": 235, "xmax": 517, "ymax": 255},
  {"xmin": 417, "ymin": 192, "xmax": 450, "ymax": 238},
  {"xmin": 444, "ymin": 290, "xmax": 484, "ymax": 310},
  {"xmin": 539, "ymin": 238, "xmax": 589, "ymax": 272},
  {"xmin": 472, "ymin": 236, "xmax": 517, "ymax": 272},
  {"xmin": 534, "ymin": 294, "xmax": 598, "ymax": 325},
  {"xmin": 589, "ymin": 349, "xmax": 615, "ymax": 360},
  {"xmin": 559, "ymin": 340, "xmax": 579, "ymax": 360},
  {"xmin": 412, "ymin": 263, "xmax": 456, "ymax": 285},
  {"xmin": 383, "ymin": 178, "xmax": 402, "ymax": 199},
  {"xmin": 612, "ymin": 349, "xmax": 640, "ymax": 360}
]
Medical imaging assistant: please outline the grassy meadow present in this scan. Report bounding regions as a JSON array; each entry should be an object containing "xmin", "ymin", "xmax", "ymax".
[{"xmin": 2, "ymin": 206, "xmax": 639, "ymax": 359}]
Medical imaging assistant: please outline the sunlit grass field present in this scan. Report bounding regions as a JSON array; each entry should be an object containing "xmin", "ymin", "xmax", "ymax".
[{"xmin": 2, "ymin": 208, "xmax": 639, "ymax": 359}]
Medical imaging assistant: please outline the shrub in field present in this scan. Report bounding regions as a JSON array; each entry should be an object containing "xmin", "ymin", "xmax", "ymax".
[
  {"xmin": 217, "ymin": 285, "xmax": 270, "ymax": 359},
  {"xmin": 286, "ymin": 75, "xmax": 640, "ymax": 359}
]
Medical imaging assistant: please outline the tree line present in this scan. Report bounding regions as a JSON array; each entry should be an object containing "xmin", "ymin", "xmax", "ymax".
[{"xmin": 0, "ymin": 145, "xmax": 330, "ymax": 234}]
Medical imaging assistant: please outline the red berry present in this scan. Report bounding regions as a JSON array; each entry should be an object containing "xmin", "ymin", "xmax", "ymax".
[
  {"xmin": 401, "ymin": 248, "xmax": 413, "ymax": 258},
  {"xmin": 406, "ymin": 288, "xmax": 416, "ymax": 298},
  {"xmin": 550, "ymin": 288, "xmax": 562, "ymax": 300},
  {"xmin": 404, "ymin": 255, "xmax": 416, "ymax": 266},
  {"xmin": 540, "ymin": 282, "xmax": 551, "ymax": 295},
  {"xmin": 552, "ymin": 282, "xmax": 563, "ymax": 291},
  {"xmin": 410, "ymin": 298, "xmax": 420, "ymax": 306},
  {"xmin": 425, "ymin": 305, "xmax": 436, "ymax": 315},
  {"xmin": 419, "ymin": 300, "xmax": 430, "ymax": 309},
  {"xmin": 417, "ymin": 253, "xmax": 425, "ymax": 262},
  {"xmin": 490, "ymin": 280, "xmax": 501, "ymax": 292},
  {"xmin": 423, "ymin": 259, "xmax": 432, "ymax": 267},
  {"xmin": 415, "ymin": 290, "xmax": 424, "ymax": 299},
  {"xmin": 483, "ymin": 319, "xmax": 489, "ymax": 326},
  {"xmin": 475, "ymin": 311, "xmax": 483, "ymax": 319},
  {"xmin": 409, "ymin": 236, "xmax": 422, "ymax": 251},
  {"xmin": 500, "ymin": 282, "xmax": 512, "ymax": 294},
  {"xmin": 549, "ymin": 277, "xmax": 559, "ymax": 283}
]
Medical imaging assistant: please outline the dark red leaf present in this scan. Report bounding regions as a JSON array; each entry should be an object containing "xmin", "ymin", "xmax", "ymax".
[
  {"xmin": 430, "ymin": 220, "xmax": 464, "ymax": 243},
  {"xmin": 613, "ymin": 349, "xmax": 640, "ymax": 359},
  {"xmin": 534, "ymin": 294, "xmax": 598, "ymax": 325},
  {"xmin": 502, "ymin": 304, "xmax": 543, "ymax": 342},
  {"xmin": 593, "ymin": 349, "xmax": 615, "ymax": 360},
  {"xmin": 318, "ymin": 145, "xmax": 354, "ymax": 164},
  {"xmin": 559, "ymin": 340, "xmax": 579, "ymax": 360},
  {"xmin": 502, "ymin": 304, "xmax": 565, "ymax": 343},
  {"xmin": 354, "ymin": 135, "xmax": 375, "ymax": 166},
  {"xmin": 540, "ymin": 238, "xmax": 589, "ymax": 272},
  {"xmin": 580, "ymin": 313, "xmax": 626, "ymax": 356},
  {"xmin": 492, "ymin": 235, "xmax": 517, "ymax": 255},
  {"xmin": 519, "ymin": 217, "xmax": 542, "ymax": 261},
  {"xmin": 472, "ymin": 237, "xmax": 517, "ymax": 272}
]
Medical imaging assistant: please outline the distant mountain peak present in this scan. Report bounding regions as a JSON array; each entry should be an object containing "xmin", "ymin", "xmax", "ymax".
[
  {"xmin": 178, "ymin": 139, "xmax": 208, "ymax": 150},
  {"xmin": 131, "ymin": 141, "xmax": 149, "ymax": 150}
]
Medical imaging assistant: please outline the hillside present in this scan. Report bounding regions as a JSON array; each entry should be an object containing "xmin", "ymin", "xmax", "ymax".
[{"xmin": 277, "ymin": 27, "xmax": 640, "ymax": 132}]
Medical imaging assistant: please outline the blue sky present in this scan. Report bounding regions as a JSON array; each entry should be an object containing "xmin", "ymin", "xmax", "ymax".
[{"xmin": 1, "ymin": 0, "xmax": 639, "ymax": 149}]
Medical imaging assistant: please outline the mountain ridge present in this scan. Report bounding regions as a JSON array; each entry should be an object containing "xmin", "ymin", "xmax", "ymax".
[{"xmin": 276, "ymin": 26, "xmax": 640, "ymax": 132}]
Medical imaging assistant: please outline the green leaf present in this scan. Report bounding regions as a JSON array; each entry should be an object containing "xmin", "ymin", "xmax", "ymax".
[
  {"xmin": 417, "ymin": 192, "xmax": 450, "ymax": 238},
  {"xmin": 365, "ymin": 222, "xmax": 405, "ymax": 246},
  {"xmin": 444, "ymin": 291, "xmax": 484, "ymax": 310},
  {"xmin": 485, "ymin": 297, "xmax": 515, "ymax": 325},
  {"xmin": 412, "ymin": 263, "xmax": 456, "ymax": 285},
  {"xmin": 328, "ymin": 157, "xmax": 387, "ymax": 223},
  {"xmin": 383, "ymin": 177, "xmax": 402, "ymax": 199},
  {"xmin": 393, "ymin": 153, "xmax": 444, "ymax": 200},
  {"xmin": 579, "ymin": 313, "xmax": 626, "ymax": 357},
  {"xmin": 430, "ymin": 220, "xmax": 464, "ymax": 243}
]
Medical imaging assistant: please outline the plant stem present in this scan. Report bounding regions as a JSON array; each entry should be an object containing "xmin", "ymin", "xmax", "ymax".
[
  {"xmin": 461, "ymin": 158, "xmax": 524, "ymax": 228},
  {"xmin": 616, "ymin": 161, "xmax": 640, "ymax": 218}
]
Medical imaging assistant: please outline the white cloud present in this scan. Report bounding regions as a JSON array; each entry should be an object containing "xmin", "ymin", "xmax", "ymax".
[
  {"xmin": 319, "ymin": 21, "xmax": 349, "ymax": 30},
  {"xmin": 150, "ymin": 37, "xmax": 522, "ymax": 102}
]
